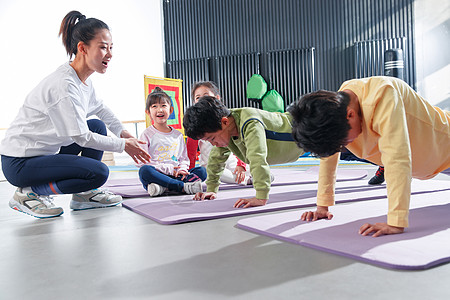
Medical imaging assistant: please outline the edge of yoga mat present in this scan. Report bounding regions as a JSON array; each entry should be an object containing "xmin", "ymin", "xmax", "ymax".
[
  {"xmin": 106, "ymin": 167, "xmax": 369, "ymax": 198},
  {"xmin": 235, "ymin": 222, "xmax": 450, "ymax": 270},
  {"xmin": 236, "ymin": 187, "xmax": 450, "ymax": 270},
  {"xmin": 122, "ymin": 179, "xmax": 450, "ymax": 226}
]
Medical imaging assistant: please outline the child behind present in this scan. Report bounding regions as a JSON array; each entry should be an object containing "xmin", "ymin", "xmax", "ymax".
[
  {"xmin": 138, "ymin": 87, "xmax": 207, "ymax": 196},
  {"xmin": 186, "ymin": 81, "xmax": 252, "ymax": 185}
]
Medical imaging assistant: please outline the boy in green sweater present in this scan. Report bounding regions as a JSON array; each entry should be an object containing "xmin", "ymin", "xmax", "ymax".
[{"xmin": 183, "ymin": 97, "xmax": 305, "ymax": 208}]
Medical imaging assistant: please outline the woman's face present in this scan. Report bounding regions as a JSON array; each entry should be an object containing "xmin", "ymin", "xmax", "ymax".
[
  {"xmin": 83, "ymin": 29, "xmax": 113, "ymax": 74},
  {"xmin": 193, "ymin": 86, "xmax": 217, "ymax": 103}
]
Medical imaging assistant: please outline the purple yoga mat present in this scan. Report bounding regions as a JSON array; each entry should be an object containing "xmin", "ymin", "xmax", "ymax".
[
  {"xmin": 104, "ymin": 167, "xmax": 368, "ymax": 198},
  {"xmin": 122, "ymin": 177, "xmax": 450, "ymax": 226},
  {"xmin": 237, "ymin": 180, "xmax": 450, "ymax": 270}
]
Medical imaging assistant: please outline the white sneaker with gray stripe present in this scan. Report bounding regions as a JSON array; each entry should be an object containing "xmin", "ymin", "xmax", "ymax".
[
  {"xmin": 183, "ymin": 181, "xmax": 203, "ymax": 194},
  {"xmin": 9, "ymin": 188, "xmax": 63, "ymax": 218},
  {"xmin": 70, "ymin": 189, "xmax": 123, "ymax": 210}
]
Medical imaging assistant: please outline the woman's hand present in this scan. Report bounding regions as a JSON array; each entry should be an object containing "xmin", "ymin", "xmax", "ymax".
[
  {"xmin": 120, "ymin": 129, "xmax": 135, "ymax": 139},
  {"xmin": 124, "ymin": 138, "xmax": 151, "ymax": 164},
  {"xmin": 300, "ymin": 205, "xmax": 333, "ymax": 221},
  {"xmin": 233, "ymin": 197, "xmax": 267, "ymax": 208}
]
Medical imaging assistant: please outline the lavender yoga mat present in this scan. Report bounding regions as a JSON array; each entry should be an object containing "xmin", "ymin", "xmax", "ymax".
[
  {"xmin": 104, "ymin": 167, "xmax": 368, "ymax": 198},
  {"xmin": 237, "ymin": 180, "xmax": 450, "ymax": 270},
  {"xmin": 122, "ymin": 177, "xmax": 449, "ymax": 226}
]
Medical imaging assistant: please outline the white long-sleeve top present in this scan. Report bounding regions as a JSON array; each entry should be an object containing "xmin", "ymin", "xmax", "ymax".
[
  {"xmin": 138, "ymin": 125, "xmax": 190, "ymax": 176},
  {"xmin": 0, "ymin": 62, "xmax": 125, "ymax": 157}
]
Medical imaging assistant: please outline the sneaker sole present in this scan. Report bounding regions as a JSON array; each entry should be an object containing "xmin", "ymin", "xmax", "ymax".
[
  {"xmin": 9, "ymin": 199, "xmax": 63, "ymax": 219},
  {"xmin": 70, "ymin": 200, "xmax": 123, "ymax": 211}
]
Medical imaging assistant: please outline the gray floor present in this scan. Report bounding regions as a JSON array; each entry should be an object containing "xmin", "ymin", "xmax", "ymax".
[{"xmin": 1, "ymin": 166, "xmax": 450, "ymax": 300}]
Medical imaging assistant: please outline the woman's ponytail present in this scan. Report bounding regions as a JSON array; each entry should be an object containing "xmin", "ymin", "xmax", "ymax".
[{"xmin": 58, "ymin": 10, "xmax": 109, "ymax": 59}]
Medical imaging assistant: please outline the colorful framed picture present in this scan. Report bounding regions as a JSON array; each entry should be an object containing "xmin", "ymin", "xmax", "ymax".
[{"xmin": 144, "ymin": 76, "xmax": 184, "ymax": 135}]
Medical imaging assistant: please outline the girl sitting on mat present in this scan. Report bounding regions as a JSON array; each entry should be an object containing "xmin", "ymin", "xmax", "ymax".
[
  {"xmin": 187, "ymin": 81, "xmax": 252, "ymax": 185},
  {"xmin": 138, "ymin": 87, "xmax": 207, "ymax": 197}
]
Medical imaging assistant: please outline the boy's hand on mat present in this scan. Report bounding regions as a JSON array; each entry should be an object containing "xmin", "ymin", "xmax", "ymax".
[
  {"xmin": 300, "ymin": 206, "xmax": 333, "ymax": 221},
  {"xmin": 233, "ymin": 197, "xmax": 267, "ymax": 208},
  {"xmin": 193, "ymin": 192, "xmax": 217, "ymax": 201},
  {"xmin": 359, "ymin": 223, "xmax": 404, "ymax": 237},
  {"xmin": 124, "ymin": 138, "xmax": 151, "ymax": 164}
]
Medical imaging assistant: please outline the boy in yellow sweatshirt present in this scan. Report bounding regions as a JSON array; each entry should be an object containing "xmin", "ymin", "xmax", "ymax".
[{"xmin": 289, "ymin": 76, "xmax": 450, "ymax": 237}]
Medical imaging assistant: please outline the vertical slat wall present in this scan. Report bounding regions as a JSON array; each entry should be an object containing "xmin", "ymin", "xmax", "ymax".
[
  {"xmin": 354, "ymin": 37, "xmax": 408, "ymax": 82},
  {"xmin": 213, "ymin": 53, "xmax": 260, "ymax": 109},
  {"xmin": 267, "ymin": 48, "xmax": 316, "ymax": 108},
  {"xmin": 163, "ymin": 0, "xmax": 415, "ymax": 108},
  {"xmin": 167, "ymin": 58, "xmax": 210, "ymax": 107}
]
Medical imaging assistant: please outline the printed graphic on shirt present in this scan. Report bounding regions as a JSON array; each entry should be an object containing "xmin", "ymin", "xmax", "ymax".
[{"xmin": 155, "ymin": 142, "xmax": 179, "ymax": 162}]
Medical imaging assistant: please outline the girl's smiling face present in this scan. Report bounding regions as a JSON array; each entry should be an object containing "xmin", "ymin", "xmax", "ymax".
[{"xmin": 147, "ymin": 100, "xmax": 173, "ymax": 125}]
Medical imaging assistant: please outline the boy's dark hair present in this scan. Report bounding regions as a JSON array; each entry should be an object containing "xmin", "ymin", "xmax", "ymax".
[
  {"xmin": 59, "ymin": 11, "xmax": 110, "ymax": 59},
  {"xmin": 145, "ymin": 87, "xmax": 172, "ymax": 111},
  {"xmin": 190, "ymin": 81, "xmax": 220, "ymax": 100},
  {"xmin": 288, "ymin": 90, "xmax": 351, "ymax": 157},
  {"xmin": 183, "ymin": 96, "xmax": 231, "ymax": 140}
]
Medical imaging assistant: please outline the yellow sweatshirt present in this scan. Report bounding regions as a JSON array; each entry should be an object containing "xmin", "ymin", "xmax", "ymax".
[{"xmin": 317, "ymin": 76, "xmax": 450, "ymax": 227}]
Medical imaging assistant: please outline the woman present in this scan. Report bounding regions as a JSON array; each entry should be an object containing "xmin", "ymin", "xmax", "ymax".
[{"xmin": 0, "ymin": 11, "xmax": 151, "ymax": 218}]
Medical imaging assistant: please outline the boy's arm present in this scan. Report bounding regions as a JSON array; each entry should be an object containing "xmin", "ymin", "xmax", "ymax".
[
  {"xmin": 241, "ymin": 120, "xmax": 271, "ymax": 200},
  {"xmin": 316, "ymin": 153, "xmax": 340, "ymax": 207},
  {"xmin": 205, "ymin": 146, "xmax": 231, "ymax": 193},
  {"xmin": 372, "ymin": 85, "xmax": 413, "ymax": 228}
]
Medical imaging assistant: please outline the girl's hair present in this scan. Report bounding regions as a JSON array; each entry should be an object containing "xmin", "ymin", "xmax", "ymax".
[
  {"xmin": 183, "ymin": 96, "xmax": 231, "ymax": 140},
  {"xmin": 190, "ymin": 81, "xmax": 220, "ymax": 100},
  {"xmin": 145, "ymin": 87, "xmax": 172, "ymax": 111},
  {"xmin": 59, "ymin": 10, "xmax": 110, "ymax": 58}
]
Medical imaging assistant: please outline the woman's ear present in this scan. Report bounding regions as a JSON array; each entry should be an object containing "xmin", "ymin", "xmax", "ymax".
[{"xmin": 77, "ymin": 41, "xmax": 87, "ymax": 55}]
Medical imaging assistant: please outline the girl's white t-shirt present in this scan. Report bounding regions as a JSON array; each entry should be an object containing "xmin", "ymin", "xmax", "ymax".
[
  {"xmin": 0, "ymin": 62, "xmax": 125, "ymax": 157},
  {"xmin": 138, "ymin": 125, "xmax": 190, "ymax": 176}
]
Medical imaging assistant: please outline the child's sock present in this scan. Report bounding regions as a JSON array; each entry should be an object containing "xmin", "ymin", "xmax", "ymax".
[
  {"xmin": 31, "ymin": 182, "xmax": 62, "ymax": 195},
  {"xmin": 21, "ymin": 187, "xmax": 33, "ymax": 194}
]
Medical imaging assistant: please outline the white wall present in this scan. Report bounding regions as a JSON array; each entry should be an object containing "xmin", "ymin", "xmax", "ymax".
[
  {"xmin": 0, "ymin": 0, "xmax": 164, "ymax": 130},
  {"xmin": 415, "ymin": 0, "xmax": 450, "ymax": 109}
]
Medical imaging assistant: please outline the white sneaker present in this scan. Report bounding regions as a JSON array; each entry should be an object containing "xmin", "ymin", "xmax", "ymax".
[
  {"xmin": 70, "ymin": 189, "xmax": 122, "ymax": 210},
  {"xmin": 240, "ymin": 174, "xmax": 273, "ymax": 186},
  {"xmin": 239, "ymin": 175, "xmax": 253, "ymax": 186},
  {"xmin": 9, "ymin": 188, "xmax": 63, "ymax": 218},
  {"xmin": 183, "ymin": 181, "xmax": 203, "ymax": 194},
  {"xmin": 147, "ymin": 183, "xmax": 167, "ymax": 197}
]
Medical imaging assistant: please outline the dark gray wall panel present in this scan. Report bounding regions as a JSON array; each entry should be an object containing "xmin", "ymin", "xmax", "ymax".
[{"xmin": 163, "ymin": 0, "xmax": 415, "ymax": 108}]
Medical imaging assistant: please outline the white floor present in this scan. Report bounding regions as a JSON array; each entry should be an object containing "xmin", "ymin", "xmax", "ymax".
[{"xmin": 1, "ymin": 165, "xmax": 450, "ymax": 300}]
